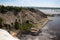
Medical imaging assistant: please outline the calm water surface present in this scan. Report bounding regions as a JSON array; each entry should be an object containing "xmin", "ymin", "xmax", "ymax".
[{"xmin": 20, "ymin": 17, "xmax": 60, "ymax": 40}]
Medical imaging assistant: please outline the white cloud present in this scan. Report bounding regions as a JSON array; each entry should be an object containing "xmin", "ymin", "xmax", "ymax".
[
  {"xmin": 0, "ymin": 0, "xmax": 60, "ymax": 7},
  {"xmin": 21, "ymin": 1, "xmax": 60, "ymax": 7}
]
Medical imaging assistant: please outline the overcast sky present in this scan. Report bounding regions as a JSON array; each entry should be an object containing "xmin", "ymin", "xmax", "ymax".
[{"xmin": 0, "ymin": 0, "xmax": 60, "ymax": 7}]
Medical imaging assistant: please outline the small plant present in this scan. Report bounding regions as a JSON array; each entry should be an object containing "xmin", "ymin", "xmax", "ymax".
[{"xmin": 5, "ymin": 24, "xmax": 11, "ymax": 30}]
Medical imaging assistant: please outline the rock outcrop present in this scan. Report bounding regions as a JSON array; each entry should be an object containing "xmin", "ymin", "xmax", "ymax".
[{"xmin": 0, "ymin": 29, "xmax": 19, "ymax": 40}]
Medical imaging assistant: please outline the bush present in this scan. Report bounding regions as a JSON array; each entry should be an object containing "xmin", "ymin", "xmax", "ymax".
[
  {"xmin": 21, "ymin": 20, "xmax": 32, "ymax": 31},
  {"xmin": 4, "ymin": 24, "xmax": 11, "ymax": 29},
  {"xmin": 15, "ymin": 19, "xmax": 20, "ymax": 29},
  {"xmin": 0, "ymin": 17, "xmax": 3, "ymax": 24}
]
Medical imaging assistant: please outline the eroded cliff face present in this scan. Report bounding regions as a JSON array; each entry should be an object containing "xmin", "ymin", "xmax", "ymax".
[
  {"xmin": 0, "ymin": 9, "xmax": 47, "ymax": 25},
  {"xmin": 0, "ymin": 11, "xmax": 16, "ymax": 25},
  {"xmin": 0, "ymin": 7, "xmax": 48, "ymax": 38}
]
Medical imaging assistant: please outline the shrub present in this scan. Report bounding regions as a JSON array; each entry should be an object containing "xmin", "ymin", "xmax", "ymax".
[
  {"xmin": 21, "ymin": 20, "xmax": 32, "ymax": 31},
  {"xmin": 15, "ymin": 19, "xmax": 20, "ymax": 29},
  {"xmin": 0, "ymin": 17, "xmax": 3, "ymax": 24},
  {"xmin": 4, "ymin": 24, "xmax": 11, "ymax": 30}
]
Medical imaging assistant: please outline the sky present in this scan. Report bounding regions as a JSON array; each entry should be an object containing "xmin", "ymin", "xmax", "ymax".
[{"xmin": 0, "ymin": 0, "xmax": 60, "ymax": 7}]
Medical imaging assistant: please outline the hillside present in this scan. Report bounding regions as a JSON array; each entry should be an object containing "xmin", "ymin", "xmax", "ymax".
[
  {"xmin": 0, "ymin": 5, "xmax": 48, "ymax": 38},
  {"xmin": 0, "ymin": 5, "xmax": 47, "ymax": 24}
]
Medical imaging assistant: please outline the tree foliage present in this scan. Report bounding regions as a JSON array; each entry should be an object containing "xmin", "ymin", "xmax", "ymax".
[{"xmin": 0, "ymin": 5, "xmax": 37, "ymax": 13}]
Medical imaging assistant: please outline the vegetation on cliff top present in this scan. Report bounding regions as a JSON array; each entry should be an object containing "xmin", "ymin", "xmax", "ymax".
[{"xmin": 0, "ymin": 5, "xmax": 38, "ymax": 13}]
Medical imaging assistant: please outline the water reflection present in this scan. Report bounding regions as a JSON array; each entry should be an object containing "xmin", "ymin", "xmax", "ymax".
[{"xmin": 47, "ymin": 17, "xmax": 60, "ymax": 40}]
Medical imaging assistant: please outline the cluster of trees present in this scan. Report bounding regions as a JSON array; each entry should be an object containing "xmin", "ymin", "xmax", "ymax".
[
  {"xmin": 0, "ymin": 5, "xmax": 22, "ymax": 13},
  {"xmin": 0, "ymin": 5, "xmax": 37, "ymax": 13},
  {"xmin": 21, "ymin": 7, "xmax": 37, "ymax": 12}
]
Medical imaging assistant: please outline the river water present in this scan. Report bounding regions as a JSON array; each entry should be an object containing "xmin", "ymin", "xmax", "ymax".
[{"xmin": 20, "ymin": 17, "xmax": 60, "ymax": 40}]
